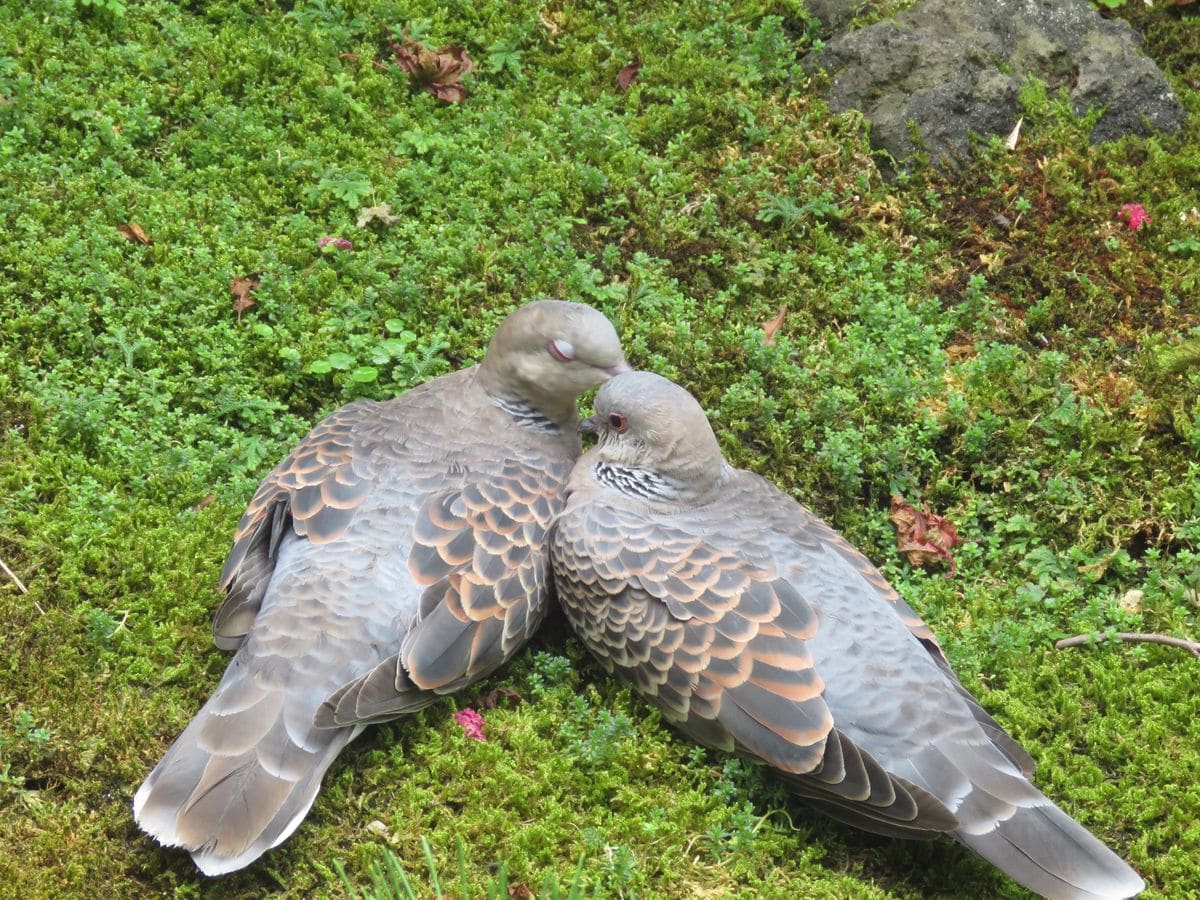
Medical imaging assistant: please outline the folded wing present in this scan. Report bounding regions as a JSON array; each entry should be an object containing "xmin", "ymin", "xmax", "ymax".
[
  {"xmin": 317, "ymin": 457, "xmax": 569, "ymax": 727},
  {"xmin": 214, "ymin": 402, "xmax": 380, "ymax": 651},
  {"xmin": 552, "ymin": 502, "xmax": 957, "ymax": 835}
]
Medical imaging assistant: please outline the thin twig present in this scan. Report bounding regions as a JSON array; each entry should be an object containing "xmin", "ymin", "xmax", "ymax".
[
  {"xmin": 0, "ymin": 555, "xmax": 27, "ymax": 594},
  {"xmin": 1056, "ymin": 632, "xmax": 1200, "ymax": 658}
]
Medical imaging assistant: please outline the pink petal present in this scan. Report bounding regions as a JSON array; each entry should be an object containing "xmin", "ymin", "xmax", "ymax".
[
  {"xmin": 318, "ymin": 236, "xmax": 354, "ymax": 250},
  {"xmin": 1119, "ymin": 203, "xmax": 1150, "ymax": 231},
  {"xmin": 453, "ymin": 708, "xmax": 486, "ymax": 741}
]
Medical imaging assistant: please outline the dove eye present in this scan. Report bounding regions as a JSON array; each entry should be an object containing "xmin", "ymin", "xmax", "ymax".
[
  {"xmin": 608, "ymin": 413, "xmax": 628, "ymax": 433},
  {"xmin": 547, "ymin": 339, "xmax": 575, "ymax": 362}
]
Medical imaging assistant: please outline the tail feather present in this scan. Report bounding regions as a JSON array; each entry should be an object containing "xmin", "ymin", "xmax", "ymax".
[
  {"xmin": 133, "ymin": 670, "xmax": 357, "ymax": 876},
  {"xmin": 898, "ymin": 737, "xmax": 1143, "ymax": 899},
  {"xmin": 957, "ymin": 802, "xmax": 1145, "ymax": 900}
]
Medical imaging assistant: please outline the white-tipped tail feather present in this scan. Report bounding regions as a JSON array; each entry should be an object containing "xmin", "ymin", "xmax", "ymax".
[
  {"xmin": 133, "ymin": 672, "xmax": 358, "ymax": 876},
  {"xmin": 957, "ymin": 800, "xmax": 1144, "ymax": 900}
]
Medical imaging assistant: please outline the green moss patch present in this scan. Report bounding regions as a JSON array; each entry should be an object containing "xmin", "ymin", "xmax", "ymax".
[{"xmin": 1, "ymin": 0, "xmax": 1196, "ymax": 896}]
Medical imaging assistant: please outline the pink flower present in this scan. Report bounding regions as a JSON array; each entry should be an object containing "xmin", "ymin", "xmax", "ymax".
[
  {"xmin": 1120, "ymin": 204, "xmax": 1150, "ymax": 231},
  {"xmin": 318, "ymin": 236, "xmax": 354, "ymax": 251},
  {"xmin": 453, "ymin": 708, "xmax": 486, "ymax": 741}
]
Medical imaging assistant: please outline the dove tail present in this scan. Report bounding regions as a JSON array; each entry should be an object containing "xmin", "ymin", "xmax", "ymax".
[
  {"xmin": 955, "ymin": 800, "xmax": 1144, "ymax": 900},
  {"xmin": 133, "ymin": 662, "xmax": 359, "ymax": 876}
]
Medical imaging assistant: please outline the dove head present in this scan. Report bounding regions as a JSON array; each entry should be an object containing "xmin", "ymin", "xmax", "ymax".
[
  {"xmin": 479, "ymin": 300, "xmax": 630, "ymax": 426},
  {"xmin": 583, "ymin": 371, "xmax": 728, "ymax": 502}
]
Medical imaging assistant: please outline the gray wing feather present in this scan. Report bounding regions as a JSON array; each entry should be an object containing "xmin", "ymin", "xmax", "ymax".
[
  {"xmin": 315, "ymin": 457, "xmax": 569, "ymax": 727},
  {"xmin": 552, "ymin": 499, "xmax": 955, "ymax": 834}
]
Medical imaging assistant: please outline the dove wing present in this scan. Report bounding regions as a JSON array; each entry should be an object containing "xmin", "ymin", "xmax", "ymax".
[
  {"xmin": 316, "ymin": 455, "xmax": 570, "ymax": 726},
  {"xmin": 552, "ymin": 500, "xmax": 957, "ymax": 836},
  {"xmin": 213, "ymin": 401, "xmax": 381, "ymax": 650},
  {"xmin": 746, "ymin": 475, "xmax": 1036, "ymax": 778}
]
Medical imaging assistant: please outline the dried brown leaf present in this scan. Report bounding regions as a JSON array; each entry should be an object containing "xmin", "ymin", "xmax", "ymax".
[
  {"xmin": 616, "ymin": 60, "xmax": 641, "ymax": 93},
  {"xmin": 117, "ymin": 222, "xmax": 154, "ymax": 245},
  {"xmin": 356, "ymin": 204, "xmax": 400, "ymax": 228},
  {"xmin": 193, "ymin": 494, "xmax": 216, "ymax": 511},
  {"xmin": 392, "ymin": 37, "xmax": 474, "ymax": 103},
  {"xmin": 761, "ymin": 305, "xmax": 787, "ymax": 345},
  {"xmin": 538, "ymin": 10, "xmax": 561, "ymax": 37},
  {"xmin": 508, "ymin": 886, "xmax": 536, "ymax": 900},
  {"xmin": 231, "ymin": 273, "xmax": 261, "ymax": 322},
  {"xmin": 888, "ymin": 495, "xmax": 962, "ymax": 576},
  {"xmin": 479, "ymin": 686, "xmax": 523, "ymax": 710}
]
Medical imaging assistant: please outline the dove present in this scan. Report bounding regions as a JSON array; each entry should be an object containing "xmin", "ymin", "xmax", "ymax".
[
  {"xmin": 134, "ymin": 300, "xmax": 629, "ymax": 876},
  {"xmin": 551, "ymin": 371, "xmax": 1144, "ymax": 900}
]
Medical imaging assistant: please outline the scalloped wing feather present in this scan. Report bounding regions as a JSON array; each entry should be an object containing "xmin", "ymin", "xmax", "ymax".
[
  {"xmin": 315, "ymin": 457, "xmax": 570, "ymax": 726},
  {"xmin": 213, "ymin": 403, "xmax": 382, "ymax": 649},
  {"xmin": 552, "ymin": 502, "xmax": 953, "ymax": 832}
]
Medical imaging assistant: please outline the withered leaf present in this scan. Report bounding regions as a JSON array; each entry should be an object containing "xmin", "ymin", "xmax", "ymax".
[
  {"xmin": 366, "ymin": 820, "xmax": 391, "ymax": 840},
  {"xmin": 118, "ymin": 222, "xmax": 154, "ymax": 245},
  {"xmin": 392, "ymin": 37, "xmax": 474, "ymax": 103},
  {"xmin": 616, "ymin": 59, "xmax": 641, "ymax": 93},
  {"xmin": 1119, "ymin": 589, "xmax": 1144, "ymax": 614},
  {"xmin": 230, "ymin": 273, "xmax": 261, "ymax": 323},
  {"xmin": 508, "ymin": 886, "xmax": 535, "ymax": 900},
  {"xmin": 538, "ymin": 10, "xmax": 561, "ymax": 37},
  {"xmin": 193, "ymin": 494, "xmax": 216, "ymax": 511},
  {"xmin": 356, "ymin": 204, "xmax": 400, "ymax": 228},
  {"xmin": 479, "ymin": 686, "xmax": 523, "ymax": 710},
  {"xmin": 1004, "ymin": 116, "xmax": 1023, "ymax": 151},
  {"xmin": 888, "ymin": 495, "xmax": 962, "ymax": 576},
  {"xmin": 761, "ymin": 305, "xmax": 787, "ymax": 346}
]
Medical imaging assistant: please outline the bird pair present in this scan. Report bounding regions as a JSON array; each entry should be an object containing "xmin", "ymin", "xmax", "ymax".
[{"xmin": 134, "ymin": 301, "xmax": 1144, "ymax": 899}]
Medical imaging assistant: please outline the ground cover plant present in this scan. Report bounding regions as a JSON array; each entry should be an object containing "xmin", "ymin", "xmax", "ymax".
[{"xmin": 1, "ymin": 0, "xmax": 1198, "ymax": 896}]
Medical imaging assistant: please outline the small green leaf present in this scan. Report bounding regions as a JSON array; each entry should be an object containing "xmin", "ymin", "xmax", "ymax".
[
  {"xmin": 327, "ymin": 352, "xmax": 355, "ymax": 370},
  {"xmin": 307, "ymin": 359, "xmax": 333, "ymax": 374},
  {"xmin": 384, "ymin": 318, "xmax": 406, "ymax": 333},
  {"xmin": 381, "ymin": 338, "xmax": 410, "ymax": 357},
  {"xmin": 350, "ymin": 365, "xmax": 378, "ymax": 383}
]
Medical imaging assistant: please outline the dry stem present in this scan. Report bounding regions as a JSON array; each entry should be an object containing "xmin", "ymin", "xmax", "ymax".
[
  {"xmin": 1056, "ymin": 632, "xmax": 1200, "ymax": 658},
  {"xmin": 0, "ymin": 555, "xmax": 28, "ymax": 594}
]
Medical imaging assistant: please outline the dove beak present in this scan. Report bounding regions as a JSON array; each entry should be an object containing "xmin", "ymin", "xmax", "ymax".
[
  {"xmin": 602, "ymin": 360, "xmax": 632, "ymax": 378},
  {"xmin": 579, "ymin": 414, "xmax": 601, "ymax": 436}
]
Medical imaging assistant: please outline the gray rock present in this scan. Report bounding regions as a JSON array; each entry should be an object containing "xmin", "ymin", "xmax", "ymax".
[
  {"xmin": 809, "ymin": 0, "xmax": 1185, "ymax": 171},
  {"xmin": 803, "ymin": 0, "xmax": 869, "ymax": 35}
]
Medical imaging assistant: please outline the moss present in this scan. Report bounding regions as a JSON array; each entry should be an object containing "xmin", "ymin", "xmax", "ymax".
[{"xmin": 1, "ymin": 0, "xmax": 1197, "ymax": 896}]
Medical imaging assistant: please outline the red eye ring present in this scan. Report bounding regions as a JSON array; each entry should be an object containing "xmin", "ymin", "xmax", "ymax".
[{"xmin": 608, "ymin": 413, "xmax": 628, "ymax": 433}]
